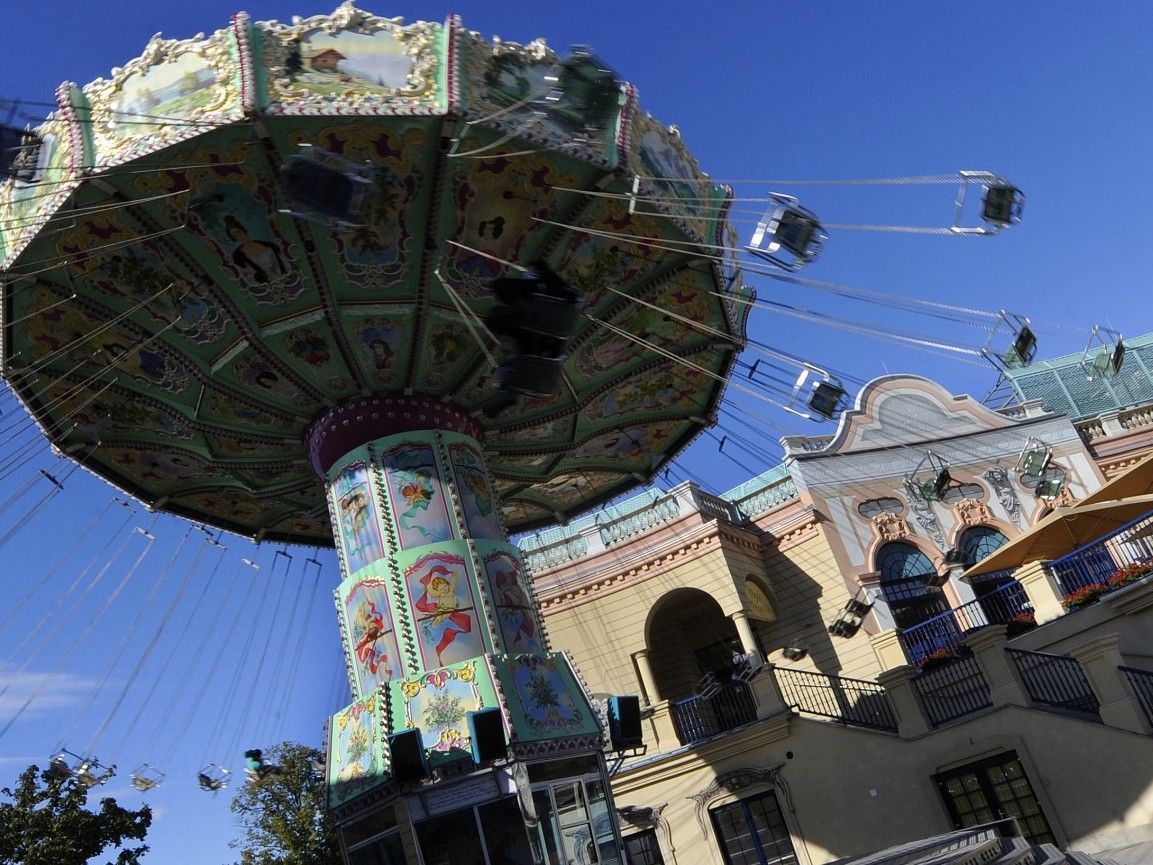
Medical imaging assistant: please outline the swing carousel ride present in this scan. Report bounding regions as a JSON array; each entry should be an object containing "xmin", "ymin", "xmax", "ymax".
[{"xmin": 0, "ymin": 2, "xmax": 1027, "ymax": 861}]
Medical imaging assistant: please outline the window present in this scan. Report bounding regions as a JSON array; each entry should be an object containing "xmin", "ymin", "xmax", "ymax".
[
  {"xmin": 858, "ymin": 497, "xmax": 904, "ymax": 518},
  {"xmin": 710, "ymin": 791, "xmax": 798, "ymax": 865},
  {"xmin": 877, "ymin": 542, "xmax": 949, "ymax": 630},
  {"xmin": 934, "ymin": 751, "xmax": 1055, "ymax": 845},
  {"xmin": 530, "ymin": 758, "xmax": 622, "ymax": 865},
  {"xmin": 958, "ymin": 526, "xmax": 1009, "ymax": 567},
  {"xmin": 623, "ymin": 830, "xmax": 665, "ymax": 865},
  {"xmin": 414, "ymin": 797, "xmax": 535, "ymax": 865},
  {"xmin": 941, "ymin": 483, "xmax": 984, "ymax": 505}
]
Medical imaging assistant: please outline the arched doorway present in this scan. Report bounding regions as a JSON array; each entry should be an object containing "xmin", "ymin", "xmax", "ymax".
[{"xmin": 876, "ymin": 542, "xmax": 949, "ymax": 630}]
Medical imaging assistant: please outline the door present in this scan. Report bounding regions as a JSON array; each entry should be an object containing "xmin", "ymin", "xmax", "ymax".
[{"xmin": 934, "ymin": 751, "xmax": 1055, "ymax": 845}]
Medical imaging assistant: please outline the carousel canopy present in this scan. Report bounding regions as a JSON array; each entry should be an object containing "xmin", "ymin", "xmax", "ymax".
[{"xmin": 0, "ymin": 3, "xmax": 747, "ymax": 544}]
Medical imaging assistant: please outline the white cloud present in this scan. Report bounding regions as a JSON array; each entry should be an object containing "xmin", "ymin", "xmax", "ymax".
[{"xmin": 0, "ymin": 671, "xmax": 105, "ymax": 721}]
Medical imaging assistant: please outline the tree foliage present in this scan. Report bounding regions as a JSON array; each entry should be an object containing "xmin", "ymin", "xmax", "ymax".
[
  {"xmin": 0, "ymin": 764, "xmax": 151, "ymax": 865},
  {"xmin": 229, "ymin": 742, "xmax": 341, "ymax": 865}
]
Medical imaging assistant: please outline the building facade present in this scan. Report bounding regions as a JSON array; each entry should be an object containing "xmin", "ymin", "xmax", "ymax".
[{"xmin": 519, "ymin": 342, "xmax": 1153, "ymax": 865}]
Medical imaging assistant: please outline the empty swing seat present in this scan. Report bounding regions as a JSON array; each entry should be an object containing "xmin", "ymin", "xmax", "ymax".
[
  {"xmin": 520, "ymin": 293, "xmax": 581, "ymax": 340},
  {"xmin": 502, "ymin": 355, "xmax": 566, "ymax": 398},
  {"xmin": 281, "ymin": 147, "xmax": 376, "ymax": 225},
  {"xmin": 808, "ymin": 381, "xmax": 847, "ymax": 420}
]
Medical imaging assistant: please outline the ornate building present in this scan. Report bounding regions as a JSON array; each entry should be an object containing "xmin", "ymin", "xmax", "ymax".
[{"xmin": 519, "ymin": 338, "xmax": 1153, "ymax": 865}]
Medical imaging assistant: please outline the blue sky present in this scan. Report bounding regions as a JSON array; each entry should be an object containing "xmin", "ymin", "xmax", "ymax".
[{"xmin": 3, "ymin": 3, "xmax": 1153, "ymax": 864}]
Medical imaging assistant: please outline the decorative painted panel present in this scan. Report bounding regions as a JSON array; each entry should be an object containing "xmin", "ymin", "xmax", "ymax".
[
  {"xmin": 327, "ymin": 694, "xmax": 386, "ymax": 808},
  {"xmin": 379, "ymin": 440, "xmax": 454, "ymax": 549},
  {"xmin": 492, "ymin": 653, "xmax": 601, "ymax": 743},
  {"xmin": 402, "ymin": 550, "xmax": 485, "ymax": 669},
  {"xmin": 340, "ymin": 577, "xmax": 404, "ymax": 699},
  {"xmin": 332, "ymin": 460, "xmax": 386, "ymax": 573},
  {"xmin": 448, "ymin": 441, "xmax": 505, "ymax": 540},
  {"xmin": 387, "ymin": 659, "xmax": 498, "ymax": 761},
  {"xmin": 482, "ymin": 546, "xmax": 545, "ymax": 655}
]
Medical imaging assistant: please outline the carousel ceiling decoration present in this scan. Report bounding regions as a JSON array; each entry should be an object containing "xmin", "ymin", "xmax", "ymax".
[{"xmin": 0, "ymin": 2, "xmax": 747, "ymax": 544}]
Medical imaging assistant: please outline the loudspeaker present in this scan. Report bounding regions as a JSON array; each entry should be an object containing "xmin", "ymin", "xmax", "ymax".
[
  {"xmin": 607, "ymin": 695, "xmax": 643, "ymax": 750},
  {"xmin": 468, "ymin": 707, "xmax": 507, "ymax": 764},
  {"xmin": 387, "ymin": 729, "xmax": 429, "ymax": 783}
]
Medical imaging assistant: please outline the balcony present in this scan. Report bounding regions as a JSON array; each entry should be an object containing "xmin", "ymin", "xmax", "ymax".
[
  {"xmin": 669, "ymin": 681, "xmax": 757, "ymax": 745},
  {"xmin": 898, "ymin": 580, "xmax": 1032, "ymax": 665}
]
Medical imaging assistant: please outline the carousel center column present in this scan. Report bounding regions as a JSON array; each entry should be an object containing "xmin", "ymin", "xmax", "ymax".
[{"xmin": 308, "ymin": 395, "xmax": 625, "ymax": 865}]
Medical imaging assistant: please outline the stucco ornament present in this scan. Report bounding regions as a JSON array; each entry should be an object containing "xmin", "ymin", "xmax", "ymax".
[
  {"xmin": 689, "ymin": 763, "xmax": 790, "ymax": 838},
  {"xmin": 954, "ymin": 497, "xmax": 992, "ymax": 528},
  {"xmin": 903, "ymin": 479, "xmax": 947, "ymax": 550},
  {"xmin": 873, "ymin": 511, "xmax": 910, "ymax": 541},
  {"xmin": 982, "ymin": 465, "xmax": 1023, "ymax": 528}
]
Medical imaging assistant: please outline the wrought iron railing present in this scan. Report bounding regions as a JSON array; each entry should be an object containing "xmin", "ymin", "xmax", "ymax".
[
  {"xmin": 912, "ymin": 654, "xmax": 992, "ymax": 726},
  {"xmin": 898, "ymin": 581, "xmax": 1031, "ymax": 665},
  {"xmin": 1046, "ymin": 508, "xmax": 1153, "ymax": 594},
  {"xmin": 774, "ymin": 667, "xmax": 898, "ymax": 732},
  {"xmin": 1007, "ymin": 649, "xmax": 1100, "ymax": 716},
  {"xmin": 1120, "ymin": 666, "xmax": 1153, "ymax": 728},
  {"xmin": 669, "ymin": 681, "xmax": 757, "ymax": 745}
]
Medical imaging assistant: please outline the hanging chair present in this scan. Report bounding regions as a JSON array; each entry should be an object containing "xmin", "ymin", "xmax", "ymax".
[
  {"xmin": 280, "ymin": 144, "xmax": 378, "ymax": 227},
  {"xmin": 130, "ymin": 764, "xmax": 165, "ymax": 792},
  {"xmin": 197, "ymin": 763, "xmax": 230, "ymax": 791},
  {"xmin": 746, "ymin": 195, "xmax": 827, "ymax": 271}
]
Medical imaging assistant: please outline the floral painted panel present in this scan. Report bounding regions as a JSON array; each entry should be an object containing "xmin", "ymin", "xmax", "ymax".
[
  {"xmin": 497, "ymin": 654, "xmax": 599, "ymax": 741},
  {"xmin": 327, "ymin": 695, "xmax": 384, "ymax": 808},
  {"xmin": 380, "ymin": 441, "xmax": 454, "ymax": 549},
  {"xmin": 392, "ymin": 660, "xmax": 496, "ymax": 759},
  {"xmin": 332, "ymin": 461, "xmax": 386, "ymax": 574}
]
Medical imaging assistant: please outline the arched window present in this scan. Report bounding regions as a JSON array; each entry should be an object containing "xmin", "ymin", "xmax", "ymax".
[
  {"xmin": 958, "ymin": 526, "xmax": 1009, "ymax": 567},
  {"xmin": 958, "ymin": 526, "xmax": 1016, "ymax": 598},
  {"xmin": 876, "ymin": 542, "xmax": 948, "ymax": 629}
]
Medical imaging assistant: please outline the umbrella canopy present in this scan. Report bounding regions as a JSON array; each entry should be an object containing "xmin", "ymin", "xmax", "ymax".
[
  {"xmin": 965, "ymin": 493, "xmax": 1153, "ymax": 577},
  {"xmin": 1079, "ymin": 452, "xmax": 1153, "ymax": 506}
]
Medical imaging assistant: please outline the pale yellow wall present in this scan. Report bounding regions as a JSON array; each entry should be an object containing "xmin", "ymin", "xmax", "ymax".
[
  {"xmin": 613, "ymin": 706, "xmax": 1153, "ymax": 865},
  {"xmin": 544, "ymin": 540, "xmax": 747, "ymax": 700},
  {"xmin": 751, "ymin": 526, "xmax": 885, "ymax": 681}
]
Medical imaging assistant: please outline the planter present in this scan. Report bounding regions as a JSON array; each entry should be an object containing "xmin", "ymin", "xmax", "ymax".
[{"xmin": 1062, "ymin": 584, "xmax": 1109, "ymax": 611}]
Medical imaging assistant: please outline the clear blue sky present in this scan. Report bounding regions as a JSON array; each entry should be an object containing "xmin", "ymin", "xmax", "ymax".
[{"xmin": 2, "ymin": 3, "xmax": 1152, "ymax": 863}]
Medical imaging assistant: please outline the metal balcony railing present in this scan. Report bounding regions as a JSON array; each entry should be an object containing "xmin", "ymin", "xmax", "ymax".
[
  {"xmin": 669, "ymin": 680, "xmax": 757, "ymax": 745},
  {"xmin": 774, "ymin": 667, "xmax": 898, "ymax": 732},
  {"xmin": 1120, "ymin": 666, "xmax": 1153, "ymax": 728},
  {"xmin": 912, "ymin": 654, "xmax": 992, "ymax": 726},
  {"xmin": 1007, "ymin": 648, "xmax": 1100, "ymax": 716},
  {"xmin": 898, "ymin": 580, "xmax": 1031, "ymax": 665},
  {"xmin": 1046, "ymin": 508, "xmax": 1153, "ymax": 594}
]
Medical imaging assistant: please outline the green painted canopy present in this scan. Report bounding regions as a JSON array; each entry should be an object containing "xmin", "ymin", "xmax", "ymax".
[{"xmin": 0, "ymin": 3, "xmax": 747, "ymax": 545}]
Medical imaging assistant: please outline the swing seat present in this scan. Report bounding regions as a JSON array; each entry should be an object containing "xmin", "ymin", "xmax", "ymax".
[
  {"xmin": 746, "ymin": 197, "xmax": 826, "ymax": 271},
  {"xmin": 501, "ymin": 355, "xmax": 565, "ymax": 398},
  {"xmin": 981, "ymin": 183, "xmax": 1024, "ymax": 227},
  {"xmin": 281, "ymin": 145, "xmax": 377, "ymax": 226},
  {"xmin": 0, "ymin": 124, "xmax": 42, "ymax": 183},
  {"xmin": 808, "ymin": 381, "xmax": 847, "ymax": 420},
  {"xmin": 544, "ymin": 48, "xmax": 622, "ymax": 131}
]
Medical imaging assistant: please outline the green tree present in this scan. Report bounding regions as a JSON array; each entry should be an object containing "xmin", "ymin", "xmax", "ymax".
[
  {"xmin": 0, "ymin": 764, "xmax": 151, "ymax": 865},
  {"xmin": 229, "ymin": 742, "xmax": 341, "ymax": 865}
]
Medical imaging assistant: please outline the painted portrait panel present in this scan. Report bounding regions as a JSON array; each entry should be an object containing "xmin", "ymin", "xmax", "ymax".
[
  {"xmin": 449, "ymin": 443, "xmax": 505, "ymax": 540},
  {"xmin": 332, "ymin": 461, "xmax": 386, "ymax": 574},
  {"xmin": 380, "ymin": 442, "xmax": 453, "ymax": 549},
  {"xmin": 342, "ymin": 578, "xmax": 402, "ymax": 698},
  {"xmin": 483, "ymin": 550, "xmax": 544, "ymax": 655},
  {"xmin": 405, "ymin": 553, "xmax": 485, "ymax": 669}
]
